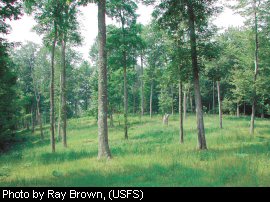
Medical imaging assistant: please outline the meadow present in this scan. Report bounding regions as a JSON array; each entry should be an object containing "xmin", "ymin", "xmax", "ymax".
[{"xmin": 0, "ymin": 114, "xmax": 270, "ymax": 187}]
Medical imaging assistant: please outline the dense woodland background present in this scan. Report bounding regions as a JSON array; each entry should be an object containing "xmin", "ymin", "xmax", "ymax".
[{"xmin": 1, "ymin": 0, "xmax": 270, "ymax": 157}]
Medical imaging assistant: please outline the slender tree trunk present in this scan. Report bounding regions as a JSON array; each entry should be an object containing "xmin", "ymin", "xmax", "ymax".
[
  {"xmin": 213, "ymin": 81, "xmax": 215, "ymax": 114},
  {"xmin": 133, "ymin": 85, "xmax": 136, "ymax": 114},
  {"xmin": 37, "ymin": 96, "xmax": 44, "ymax": 139},
  {"xmin": 36, "ymin": 106, "xmax": 38, "ymax": 123},
  {"xmin": 179, "ymin": 81, "xmax": 184, "ymax": 143},
  {"xmin": 121, "ymin": 16, "xmax": 128, "ymax": 140},
  {"xmin": 85, "ymin": 99, "xmax": 88, "ymax": 111},
  {"xmin": 250, "ymin": 2, "xmax": 259, "ymax": 135},
  {"xmin": 31, "ymin": 104, "xmax": 35, "ymax": 133},
  {"xmin": 141, "ymin": 54, "xmax": 144, "ymax": 116},
  {"xmin": 110, "ymin": 113, "xmax": 114, "ymax": 127},
  {"xmin": 57, "ymin": 74, "xmax": 62, "ymax": 140},
  {"xmin": 243, "ymin": 102, "xmax": 246, "ymax": 115},
  {"xmin": 150, "ymin": 80, "xmax": 153, "ymax": 118},
  {"xmin": 97, "ymin": 0, "xmax": 111, "ymax": 159},
  {"xmin": 261, "ymin": 107, "xmax": 264, "ymax": 118},
  {"xmin": 184, "ymin": 90, "xmax": 187, "ymax": 119},
  {"xmin": 50, "ymin": 23, "xmax": 57, "ymax": 153},
  {"xmin": 171, "ymin": 85, "xmax": 174, "ymax": 115},
  {"xmin": 237, "ymin": 103, "xmax": 240, "ymax": 117},
  {"xmin": 187, "ymin": 2, "xmax": 207, "ymax": 150},
  {"xmin": 190, "ymin": 92, "xmax": 193, "ymax": 113},
  {"xmin": 26, "ymin": 119, "xmax": 29, "ymax": 130},
  {"xmin": 123, "ymin": 54, "xmax": 128, "ymax": 139},
  {"xmin": 44, "ymin": 111, "xmax": 46, "ymax": 125},
  {"xmin": 217, "ymin": 81, "xmax": 222, "ymax": 129},
  {"xmin": 61, "ymin": 37, "xmax": 67, "ymax": 148},
  {"xmin": 74, "ymin": 100, "xmax": 78, "ymax": 117}
]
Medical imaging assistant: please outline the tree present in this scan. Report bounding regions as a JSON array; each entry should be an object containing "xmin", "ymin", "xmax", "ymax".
[
  {"xmin": 97, "ymin": 0, "xmax": 111, "ymax": 159},
  {"xmin": 26, "ymin": 0, "xmax": 64, "ymax": 152},
  {"xmin": 107, "ymin": 0, "xmax": 138, "ymax": 139},
  {"xmin": 0, "ymin": 0, "xmax": 22, "ymax": 149},
  {"xmin": 231, "ymin": 0, "xmax": 264, "ymax": 134},
  {"xmin": 58, "ymin": 0, "xmax": 82, "ymax": 147}
]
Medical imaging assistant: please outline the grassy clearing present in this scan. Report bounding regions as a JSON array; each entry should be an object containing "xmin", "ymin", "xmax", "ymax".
[{"xmin": 0, "ymin": 114, "xmax": 270, "ymax": 187}]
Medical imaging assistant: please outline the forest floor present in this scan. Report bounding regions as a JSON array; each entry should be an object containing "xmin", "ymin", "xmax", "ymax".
[{"xmin": 0, "ymin": 114, "xmax": 270, "ymax": 187}]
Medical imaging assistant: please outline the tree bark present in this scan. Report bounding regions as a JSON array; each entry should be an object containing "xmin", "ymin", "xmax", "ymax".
[
  {"xmin": 57, "ymin": 74, "xmax": 62, "ymax": 140},
  {"xmin": 250, "ymin": 2, "xmax": 259, "ymax": 135},
  {"xmin": 61, "ymin": 37, "xmax": 67, "ymax": 148},
  {"xmin": 187, "ymin": 2, "xmax": 207, "ymax": 150},
  {"xmin": 217, "ymin": 81, "xmax": 222, "ymax": 129},
  {"xmin": 243, "ymin": 102, "xmax": 246, "ymax": 115},
  {"xmin": 50, "ymin": 22, "xmax": 57, "ymax": 153},
  {"xmin": 179, "ymin": 81, "xmax": 184, "ymax": 143},
  {"xmin": 37, "ymin": 95, "xmax": 44, "ymax": 139},
  {"xmin": 184, "ymin": 90, "xmax": 187, "ymax": 119},
  {"xmin": 141, "ymin": 54, "xmax": 144, "ymax": 116},
  {"xmin": 97, "ymin": 0, "xmax": 111, "ymax": 159},
  {"xmin": 150, "ymin": 80, "xmax": 153, "ymax": 118}
]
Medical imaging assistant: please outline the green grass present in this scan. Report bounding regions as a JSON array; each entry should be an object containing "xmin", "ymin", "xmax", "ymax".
[{"xmin": 0, "ymin": 114, "xmax": 270, "ymax": 187}]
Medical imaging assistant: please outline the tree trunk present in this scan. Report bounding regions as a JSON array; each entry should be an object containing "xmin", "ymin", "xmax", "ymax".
[
  {"xmin": 212, "ymin": 81, "xmax": 215, "ymax": 114},
  {"xmin": 121, "ymin": 16, "xmax": 128, "ymax": 140},
  {"xmin": 250, "ymin": 2, "xmax": 259, "ymax": 135},
  {"xmin": 150, "ymin": 80, "xmax": 153, "ymax": 118},
  {"xmin": 50, "ymin": 22, "xmax": 57, "ymax": 153},
  {"xmin": 31, "ymin": 104, "xmax": 35, "ymax": 134},
  {"xmin": 163, "ymin": 114, "xmax": 169, "ymax": 125},
  {"xmin": 187, "ymin": 2, "xmax": 207, "ymax": 150},
  {"xmin": 110, "ymin": 112, "xmax": 114, "ymax": 127},
  {"xmin": 184, "ymin": 90, "xmax": 187, "ymax": 119},
  {"xmin": 37, "ymin": 96, "xmax": 44, "ymax": 139},
  {"xmin": 61, "ymin": 37, "xmax": 67, "ymax": 148},
  {"xmin": 133, "ymin": 85, "xmax": 136, "ymax": 114},
  {"xmin": 97, "ymin": 0, "xmax": 111, "ymax": 159},
  {"xmin": 237, "ymin": 103, "xmax": 240, "ymax": 117},
  {"xmin": 85, "ymin": 98, "xmax": 88, "ymax": 111},
  {"xmin": 179, "ymin": 81, "xmax": 184, "ymax": 143},
  {"xmin": 243, "ymin": 102, "xmax": 246, "ymax": 115},
  {"xmin": 171, "ymin": 85, "xmax": 174, "ymax": 115},
  {"xmin": 217, "ymin": 81, "xmax": 222, "ymax": 129},
  {"xmin": 141, "ymin": 54, "xmax": 144, "ymax": 116},
  {"xmin": 123, "ymin": 54, "xmax": 128, "ymax": 139},
  {"xmin": 74, "ymin": 100, "xmax": 78, "ymax": 117},
  {"xmin": 190, "ymin": 92, "xmax": 193, "ymax": 113},
  {"xmin": 261, "ymin": 107, "xmax": 264, "ymax": 118},
  {"xmin": 57, "ymin": 74, "xmax": 62, "ymax": 140}
]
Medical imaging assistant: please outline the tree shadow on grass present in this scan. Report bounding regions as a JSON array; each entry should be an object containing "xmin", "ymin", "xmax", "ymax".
[
  {"xmin": 38, "ymin": 150, "xmax": 97, "ymax": 165},
  {"xmin": 209, "ymin": 141, "xmax": 270, "ymax": 158},
  {"xmin": 1, "ymin": 163, "xmax": 206, "ymax": 187}
]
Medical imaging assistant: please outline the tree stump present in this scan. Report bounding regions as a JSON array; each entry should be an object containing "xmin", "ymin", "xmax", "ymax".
[{"xmin": 163, "ymin": 114, "xmax": 170, "ymax": 126}]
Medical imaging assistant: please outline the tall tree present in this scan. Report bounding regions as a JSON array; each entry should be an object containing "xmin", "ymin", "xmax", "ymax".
[
  {"xmin": 232, "ymin": 0, "xmax": 264, "ymax": 134},
  {"xmin": 107, "ymin": 0, "xmax": 138, "ymax": 139},
  {"xmin": 97, "ymin": 0, "xmax": 111, "ymax": 159},
  {"xmin": 26, "ymin": 0, "xmax": 63, "ymax": 152}
]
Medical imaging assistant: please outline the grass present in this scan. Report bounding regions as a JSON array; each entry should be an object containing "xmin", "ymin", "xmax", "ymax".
[{"xmin": 0, "ymin": 114, "xmax": 270, "ymax": 187}]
